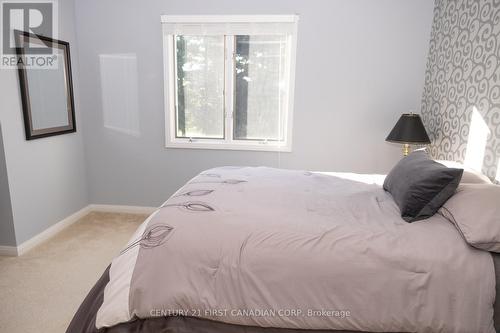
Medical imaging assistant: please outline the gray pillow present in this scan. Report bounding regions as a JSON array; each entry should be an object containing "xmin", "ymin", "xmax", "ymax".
[
  {"xmin": 435, "ymin": 160, "xmax": 492, "ymax": 184},
  {"xmin": 383, "ymin": 151, "xmax": 463, "ymax": 222},
  {"xmin": 441, "ymin": 184, "xmax": 500, "ymax": 252}
]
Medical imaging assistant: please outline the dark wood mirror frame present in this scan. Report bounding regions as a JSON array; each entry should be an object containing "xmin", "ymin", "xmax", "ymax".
[{"xmin": 14, "ymin": 30, "xmax": 76, "ymax": 140}]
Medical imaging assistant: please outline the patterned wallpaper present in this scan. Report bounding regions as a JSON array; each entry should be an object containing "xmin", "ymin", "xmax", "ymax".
[{"xmin": 421, "ymin": 0, "xmax": 500, "ymax": 179}]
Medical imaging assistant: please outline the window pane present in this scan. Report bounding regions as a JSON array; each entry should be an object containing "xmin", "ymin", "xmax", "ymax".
[
  {"xmin": 234, "ymin": 35, "xmax": 288, "ymax": 141},
  {"xmin": 175, "ymin": 35, "xmax": 225, "ymax": 139}
]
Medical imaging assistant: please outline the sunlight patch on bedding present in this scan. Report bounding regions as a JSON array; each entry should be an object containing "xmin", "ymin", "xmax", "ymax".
[{"xmin": 316, "ymin": 172, "xmax": 386, "ymax": 185}]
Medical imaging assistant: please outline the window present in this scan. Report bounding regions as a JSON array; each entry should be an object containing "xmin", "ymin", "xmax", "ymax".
[{"xmin": 162, "ymin": 15, "xmax": 299, "ymax": 151}]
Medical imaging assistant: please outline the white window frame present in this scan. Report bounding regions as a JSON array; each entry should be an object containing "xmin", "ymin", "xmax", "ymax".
[{"xmin": 161, "ymin": 15, "xmax": 299, "ymax": 152}]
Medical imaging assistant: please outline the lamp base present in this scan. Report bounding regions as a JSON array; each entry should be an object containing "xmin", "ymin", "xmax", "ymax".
[{"xmin": 402, "ymin": 144, "xmax": 411, "ymax": 157}]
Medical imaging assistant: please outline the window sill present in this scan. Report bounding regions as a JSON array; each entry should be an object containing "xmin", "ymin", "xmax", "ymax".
[{"xmin": 165, "ymin": 140, "xmax": 292, "ymax": 152}]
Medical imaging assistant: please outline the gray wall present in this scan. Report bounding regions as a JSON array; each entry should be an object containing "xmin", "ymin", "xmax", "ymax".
[
  {"xmin": 75, "ymin": 0, "xmax": 435, "ymax": 207},
  {"xmin": 0, "ymin": 0, "xmax": 88, "ymax": 245},
  {"xmin": 421, "ymin": 0, "xmax": 500, "ymax": 180},
  {"xmin": 0, "ymin": 124, "xmax": 16, "ymax": 246}
]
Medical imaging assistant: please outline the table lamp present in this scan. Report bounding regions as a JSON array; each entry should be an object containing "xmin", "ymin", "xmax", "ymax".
[{"xmin": 386, "ymin": 113, "xmax": 431, "ymax": 156}]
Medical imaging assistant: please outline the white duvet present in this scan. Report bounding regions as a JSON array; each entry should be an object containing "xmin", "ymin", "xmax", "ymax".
[{"xmin": 97, "ymin": 167, "xmax": 495, "ymax": 332}]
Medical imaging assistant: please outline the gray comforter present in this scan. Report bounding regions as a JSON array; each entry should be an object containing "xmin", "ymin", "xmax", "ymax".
[{"xmin": 95, "ymin": 167, "xmax": 496, "ymax": 332}]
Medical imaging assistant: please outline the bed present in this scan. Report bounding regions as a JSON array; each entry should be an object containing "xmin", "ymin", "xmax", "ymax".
[{"xmin": 66, "ymin": 165, "xmax": 500, "ymax": 333}]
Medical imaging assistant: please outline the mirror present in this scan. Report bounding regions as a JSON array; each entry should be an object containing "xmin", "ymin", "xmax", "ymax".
[{"xmin": 15, "ymin": 31, "xmax": 76, "ymax": 140}]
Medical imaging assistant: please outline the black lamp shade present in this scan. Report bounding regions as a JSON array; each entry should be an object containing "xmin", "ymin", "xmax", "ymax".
[{"xmin": 386, "ymin": 113, "xmax": 431, "ymax": 144}]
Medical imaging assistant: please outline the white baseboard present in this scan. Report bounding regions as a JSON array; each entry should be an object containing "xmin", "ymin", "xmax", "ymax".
[
  {"xmin": 89, "ymin": 204, "xmax": 157, "ymax": 215},
  {"xmin": 16, "ymin": 206, "xmax": 93, "ymax": 256},
  {"xmin": 1, "ymin": 204, "xmax": 157, "ymax": 257},
  {"xmin": 0, "ymin": 245, "xmax": 18, "ymax": 256}
]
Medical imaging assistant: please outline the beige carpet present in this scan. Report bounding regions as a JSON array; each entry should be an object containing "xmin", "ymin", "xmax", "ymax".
[{"xmin": 0, "ymin": 212, "xmax": 147, "ymax": 333}]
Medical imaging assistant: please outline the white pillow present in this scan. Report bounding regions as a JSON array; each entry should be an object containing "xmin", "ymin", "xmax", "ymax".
[
  {"xmin": 441, "ymin": 184, "xmax": 500, "ymax": 252},
  {"xmin": 436, "ymin": 160, "xmax": 492, "ymax": 184}
]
